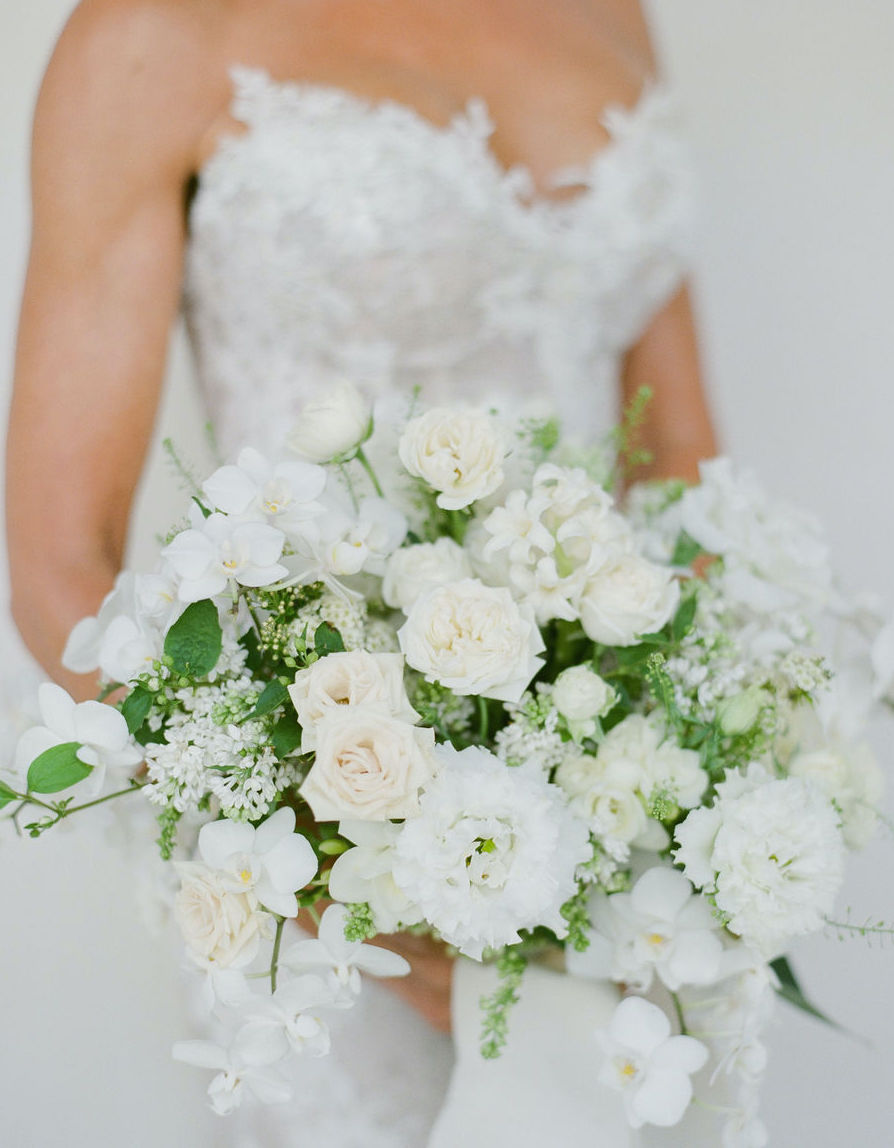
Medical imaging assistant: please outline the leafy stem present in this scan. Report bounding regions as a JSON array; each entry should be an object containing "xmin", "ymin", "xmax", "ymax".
[
  {"xmin": 270, "ymin": 916, "xmax": 286, "ymax": 993},
  {"xmin": 355, "ymin": 447, "xmax": 384, "ymax": 498}
]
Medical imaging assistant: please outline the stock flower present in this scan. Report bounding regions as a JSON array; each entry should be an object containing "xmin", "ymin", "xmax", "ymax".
[
  {"xmin": 398, "ymin": 578, "xmax": 545, "ymax": 703},
  {"xmin": 327, "ymin": 820, "xmax": 423, "ymax": 932},
  {"xmin": 383, "ymin": 538, "xmax": 474, "ymax": 612},
  {"xmin": 286, "ymin": 380, "xmax": 373, "ymax": 463},
  {"xmin": 398, "ymin": 407, "xmax": 509, "ymax": 510},
  {"xmin": 597, "ymin": 996, "xmax": 708, "ymax": 1128},
  {"xmin": 300, "ymin": 706, "xmax": 438, "ymax": 821},
  {"xmin": 196, "ymin": 807, "xmax": 318, "ymax": 917},
  {"xmin": 202, "ymin": 446, "xmax": 327, "ymax": 535},
  {"xmin": 162, "ymin": 508, "xmax": 288, "ymax": 601}
]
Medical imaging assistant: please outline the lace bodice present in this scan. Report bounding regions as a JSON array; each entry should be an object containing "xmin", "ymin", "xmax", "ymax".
[{"xmin": 184, "ymin": 66, "xmax": 693, "ymax": 458}]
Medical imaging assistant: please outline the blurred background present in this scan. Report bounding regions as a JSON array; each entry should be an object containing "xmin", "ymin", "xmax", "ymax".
[{"xmin": 2, "ymin": 1, "xmax": 893, "ymax": 1143}]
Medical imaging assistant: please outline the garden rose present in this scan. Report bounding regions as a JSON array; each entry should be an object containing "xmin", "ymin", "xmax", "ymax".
[{"xmin": 398, "ymin": 408, "xmax": 509, "ymax": 510}]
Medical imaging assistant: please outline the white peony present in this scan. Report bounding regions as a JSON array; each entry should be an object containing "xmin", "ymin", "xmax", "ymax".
[
  {"xmin": 288, "ymin": 650, "xmax": 418, "ymax": 753},
  {"xmin": 674, "ymin": 765, "xmax": 846, "ymax": 956},
  {"xmin": 398, "ymin": 407, "xmax": 509, "ymax": 510},
  {"xmin": 597, "ymin": 996, "xmax": 708, "ymax": 1129},
  {"xmin": 300, "ymin": 705, "xmax": 438, "ymax": 821},
  {"xmin": 174, "ymin": 862, "xmax": 270, "ymax": 969},
  {"xmin": 382, "ymin": 538, "xmax": 474, "ymax": 612},
  {"xmin": 391, "ymin": 744, "xmax": 590, "ymax": 958},
  {"xmin": 579, "ymin": 553, "xmax": 680, "ymax": 647},
  {"xmin": 328, "ymin": 820, "xmax": 423, "ymax": 932},
  {"xmin": 552, "ymin": 665, "xmax": 618, "ymax": 740},
  {"xmin": 162, "ymin": 507, "xmax": 288, "ymax": 602},
  {"xmin": 286, "ymin": 380, "xmax": 373, "ymax": 463},
  {"xmin": 397, "ymin": 578, "xmax": 545, "ymax": 703}
]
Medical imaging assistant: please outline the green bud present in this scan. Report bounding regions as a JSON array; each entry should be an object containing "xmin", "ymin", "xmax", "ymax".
[{"xmin": 718, "ymin": 685, "xmax": 767, "ymax": 736}]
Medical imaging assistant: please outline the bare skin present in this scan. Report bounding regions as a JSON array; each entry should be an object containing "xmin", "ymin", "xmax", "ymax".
[{"xmin": 6, "ymin": 0, "xmax": 716, "ymax": 1035}]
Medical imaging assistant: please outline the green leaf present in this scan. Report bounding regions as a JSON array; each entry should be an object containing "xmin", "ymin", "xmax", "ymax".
[
  {"xmin": 164, "ymin": 600, "xmax": 223, "ymax": 677},
  {"xmin": 313, "ymin": 622, "xmax": 345, "ymax": 657},
  {"xmin": 271, "ymin": 712, "xmax": 302, "ymax": 758},
  {"xmin": 0, "ymin": 780, "xmax": 19, "ymax": 809},
  {"xmin": 672, "ymin": 594, "xmax": 698, "ymax": 642},
  {"xmin": 671, "ymin": 530, "xmax": 704, "ymax": 567},
  {"xmin": 121, "ymin": 687, "xmax": 153, "ymax": 735},
  {"xmin": 27, "ymin": 742, "xmax": 93, "ymax": 794},
  {"xmin": 243, "ymin": 679, "xmax": 289, "ymax": 722},
  {"xmin": 770, "ymin": 956, "xmax": 845, "ymax": 1031}
]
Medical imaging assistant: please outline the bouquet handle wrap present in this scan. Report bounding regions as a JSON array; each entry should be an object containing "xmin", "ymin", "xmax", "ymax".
[{"xmin": 429, "ymin": 959, "xmax": 636, "ymax": 1147}]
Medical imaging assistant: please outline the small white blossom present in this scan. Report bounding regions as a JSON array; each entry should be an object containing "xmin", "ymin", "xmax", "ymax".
[
  {"xmin": 327, "ymin": 820, "xmax": 423, "ymax": 932},
  {"xmin": 163, "ymin": 508, "xmax": 288, "ymax": 602},
  {"xmin": 202, "ymin": 447, "xmax": 327, "ymax": 537}
]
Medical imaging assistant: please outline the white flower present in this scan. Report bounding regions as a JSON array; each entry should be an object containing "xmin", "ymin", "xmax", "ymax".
[
  {"xmin": 398, "ymin": 407, "xmax": 509, "ymax": 510},
  {"xmin": 392, "ymin": 744, "xmax": 590, "ymax": 958},
  {"xmin": 327, "ymin": 820, "xmax": 423, "ymax": 932},
  {"xmin": 196, "ymin": 807, "xmax": 318, "ymax": 917},
  {"xmin": 871, "ymin": 611, "xmax": 894, "ymax": 700},
  {"xmin": 579, "ymin": 553, "xmax": 680, "ymax": 647},
  {"xmin": 14, "ymin": 682, "xmax": 142, "ymax": 797},
  {"xmin": 552, "ymin": 666, "xmax": 617, "ymax": 740},
  {"xmin": 173, "ymin": 1034, "xmax": 292, "ymax": 1115},
  {"xmin": 237, "ymin": 975, "xmax": 339, "ymax": 1063},
  {"xmin": 383, "ymin": 538, "xmax": 474, "ymax": 612},
  {"xmin": 174, "ymin": 863, "xmax": 269, "ymax": 968},
  {"xmin": 398, "ymin": 578, "xmax": 545, "ymax": 703},
  {"xmin": 674, "ymin": 765, "xmax": 846, "ymax": 955},
  {"xmin": 202, "ymin": 447, "xmax": 327, "ymax": 536},
  {"xmin": 788, "ymin": 741, "xmax": 884, "ymax": 850},
  {"xmin": 286, "ymin": 380, "xmax": 373, "ymax": 463},
  {"xmin": 555, "ymin": 750, "xmax": 649, "ymax": 852},
  {"xmin": 567, "ymin": 868, "xmax": 723, "ymax": 992},
  {"xmin": 601, "ymin": 715, "xmax": 705, "ymax": 809},
  {"xmin": 597, "ymin": 996, "xmax": 708, "ymax": 1129},
  {"xmin": 288, "ymin": 650, "xmax": 418, "ymax": 753},
  {"xmin": 162, "ymin": 508, "xmax": 287, "ymax": 602},
  {"xmin": 300, "ymin": 705, "xmax": 438, "ymax": 821},
  {"xmin": 283, "ymin": 903, "xmax": 410, "ymax": 1000}
]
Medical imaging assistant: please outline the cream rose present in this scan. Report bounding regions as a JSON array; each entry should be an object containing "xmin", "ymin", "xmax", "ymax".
[
  {"xmin": 398, "ymin": 408, "xmax": 509, "ymax": 510},
  {"xmin": 300, "ymin": 705, "xmax": 438, "ymax": 821},
  {"xmin": 174, "ymin": 862, "xmax": 268, "ymax": 968},
  {"xmin": 579, "ymin": 554, "xmax": 680, "ymax": 646},
  {"xmin": 397, "ymin": 578, "xmax": 545, "ymax": 703},
  {"xmin": 382, "ymin": 538, "xmax": 474, "ymax": 612},
  {"xmin": 286, "ymin": 380, "xmax": 373, "ymax": 463},
  {"xmin": 289, "ymin": 650, "xmax": 418, "ymax": 752},
  {"xmin": 552, "ymin": 666, "xmax": 617, "ymax": 739}
]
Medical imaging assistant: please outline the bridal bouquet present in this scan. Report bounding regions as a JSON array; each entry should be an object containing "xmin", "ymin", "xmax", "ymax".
[{"xmin": 5, "ymin": 384, "xmax": 889, "ymax": 1144}]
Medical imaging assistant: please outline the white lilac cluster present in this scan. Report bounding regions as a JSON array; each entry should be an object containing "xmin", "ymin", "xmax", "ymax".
[
  {"xmin": 493, "ymin": 686, "xmax": 568, "ymax": 771},
  {"xmin": 479, "ymin": 463, "xmax": 679, "ymax": 644}
]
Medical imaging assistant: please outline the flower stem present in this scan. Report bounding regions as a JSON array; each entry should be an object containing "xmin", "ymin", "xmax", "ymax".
[
  {"xmin": 355, "ymin": 448, "xmax": 384, "ymax": 498},
  {"xmin": 477, "ymin": 696, "xmax": 489, "ymax": 743},
  {"xmin": 270, "ymin": 916, "xmax": 285, "ymax": 994},
  {"xmin": 65, "ymin": 783, "xmax": 145, "ymax": 816},
  {"xmin": 339, "ymin": 463, "xmax": 360, "ymax": 512},
  {"xmin": 670, "ymin": 991, "xmax": 688, "ymax": 1035}
]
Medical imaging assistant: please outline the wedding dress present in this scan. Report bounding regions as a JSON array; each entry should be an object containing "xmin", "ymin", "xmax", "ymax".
[{"xmin": 182, "ymin": 65, "xmax": 695, "ymax": 1148}]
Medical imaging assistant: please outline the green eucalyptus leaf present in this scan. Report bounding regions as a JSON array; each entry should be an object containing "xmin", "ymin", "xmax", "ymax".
[
  {"xmin": 164, "ymin": 600, "xmax": 222, "ymax": 677},
  {"xmin": 121, "ymin": 687, "xmax": 153, "ymax": 736},
  {"xmin": 243, "ymin": 679, "xmax": 289, "ymax": 723},
  {"xmin": 313, "ymin": 622, "xmax": 345, "ymax": 657},
  {"xmin": 27, "ymin": 742, "xmax": 93, "ymax": 794}
]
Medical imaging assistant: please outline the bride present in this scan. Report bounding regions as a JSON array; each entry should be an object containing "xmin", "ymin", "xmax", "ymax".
[{"xmin": 6, "ymin": 0, "xmax": 716, "ymax": 1143}]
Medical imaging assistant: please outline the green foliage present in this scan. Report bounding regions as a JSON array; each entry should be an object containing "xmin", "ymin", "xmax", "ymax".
[
  {"xmin": 671, "ymin": 530, "xmax": 704, "ymax": 568},
  {"xmin": 560, "ymin": 887, "xmax": 592, "ymax": 953},
  {"xmin": 271, "ymin": 712, "xmax": 302, "ymax": 759},
  {"xmin": 671, "ymin": 593, "xmax": 698, "ymax": 642},
  {"xmin": 121, "ymin": 686, "xmax": 153, "ymax": 736},
  {"xmin": 770, "ymin": 956, "xmax": 845, "ymax": 1031},
  {"xmin": 608, "ymin": 385, "xmax": 654, "ymax": 486},
  {"xmin": 0, "ymin": 780, "xmax": 18, "ymax": 809},
  {"xmin": 27, "ymin": 742, "xmax": 93, "ymax": 794},
  {"xmin": 156, "ymin": 804, "xmax": 183, "ymax": 861},
  {"xmin": 164, "ymin": 600, "xmax": 223, "ymax": 677},
  {"xmin": 644, "ymin": 652, "xmax": 683, "ymax": 729},
  {"xmin": 313, "ymin": 621, "xmax": 345, "ymax": 657},
  {"xmin": 343, "ymin": 902, "xmax": 378, "ymax": 943},
  {"xmin": 242, "ymin": 679, "xmax": 290, "ymax": 722},
  {"xmin": 479, "ymin": 948, "xmax": 528, "ymax": 1059}
]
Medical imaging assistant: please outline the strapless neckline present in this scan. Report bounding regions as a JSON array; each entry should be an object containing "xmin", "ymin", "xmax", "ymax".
[{"xmin": 198, "ymin": 64, "xmax": 671, "ymax": 216}]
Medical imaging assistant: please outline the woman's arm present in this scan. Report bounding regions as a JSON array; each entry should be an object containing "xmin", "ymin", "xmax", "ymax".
[
  {"xmin": 6, "ymin": 0, "xmax": 222, "ymax": 698},
  {"xmin": 621, "ymin": 285, "xmax": 717, "ymax": 482}
]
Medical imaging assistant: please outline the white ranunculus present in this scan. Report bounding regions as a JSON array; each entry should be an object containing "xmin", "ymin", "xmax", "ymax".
[
  {"xmin": 579, "ymin": 554, "xmax": 680, "ymax": 646},
  {"xmin": 398, "ymin": 407, "xmax": 509, "ymax": 510},
  {"xmin": 392, "ymin": 744, "xmax": 590, "ymax": 958},
  {"xmin": 162, "ymin": 507, "xmax": 288, "ymax": 602},
  {"xmin": 552, "ymin": 665, "xmax": 617, "ymax": 740},
  {"xmin": 288, "ymin": 651, "xmax": 418, "ymax": 752},
  {"xmin": 788, "ymin": 741, "xmax": 884, "ymax": 850},
  {"xmin": 328, "ymin": 820, "xmax": 424, "ymax": 932},
  {"xmin": 397, "ymin": 578, "xmax": 545, "ymax": 703},
  {"xmin": 174, "ymin": 862, "xmax": 269, "ymax": 968},
  {"xmin": 597, "ymin": 996, "xmax": 708, "ymax": 1129},
  {"xmin": 382, "ymin": 538, "xmax": 474, "ymax": 612},
  {"xmin": 300, "ymin": 705, "xmax": 438, "ymax": 821},
  {"xmin": 286, "ymin": 380, "xmax": 373, "ymax": 464}
]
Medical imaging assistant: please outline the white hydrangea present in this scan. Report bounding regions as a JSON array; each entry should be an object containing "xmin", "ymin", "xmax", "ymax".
[
  {"xmin": 392, "ymin": 744, "xmax": 590, "ymax": 958},
  {"xmin": 674, "ymin": 764, "xmax": 846, "ymax": 956}
]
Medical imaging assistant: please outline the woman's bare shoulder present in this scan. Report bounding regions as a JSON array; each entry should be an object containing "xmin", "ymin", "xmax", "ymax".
[{"xmin": 577, "ymin": 0, "xmax": 658, "ymax": 76}]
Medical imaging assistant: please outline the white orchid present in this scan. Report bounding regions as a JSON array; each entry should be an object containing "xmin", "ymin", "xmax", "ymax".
[
  {"xmin": 197, "ymin": 807, "xmax": 318, "ymax": 917},
  {"xmin": 162, "ymin": 507, "xmax": 288, "ymax": 602},
  {"xmin": 173, "ymin": 1032, "xmax": 292, "ymax": 1115},
  {"xmin": 327, "ymin": 820, "xmax": 423, "ymax": 933},
  {"xmin": 282, "ymin": 903, "xmax": 410, "ymax": 1001},
  {"xmin": 14, "ymin": 683, "xmax": 142, "ymax": 798},
  {"xmin": 202, "ymin": 447, "xmax": 327, "ymax": 537},
  {"xmin": 237, "ymin": 974, "xmax": 340, "ymax": 1062},
  {"xmin": 597, "ymin": 996, "xmax": 709, "ymax": 1128}
]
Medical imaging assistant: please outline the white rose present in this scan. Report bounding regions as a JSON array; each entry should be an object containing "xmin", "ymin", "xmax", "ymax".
[
  {"xmin": 552, "ymin": 666, "xmax": 617, "ymax": 739},
  {"xmin": 174, "ymin": 863, "xmax": 268, "ymax": 968},
  {"xmin": 288, "ymin": 651, "xmax": 418, "ymax": 752},
  {"xmin": 580, "ymin": 554, "xmax": 680, "ymax": 646},
  {"xmin": 300, "ymin": 705, "xmax": 438, "ymax": 821},
  {"xmin": 286, "ymin": 380, "xmax": 373, "ymax": 463},
  {"xmin": 397, "ymin": 578, "xmax": 545, "ymax": 703},
  {"xmin": 398, "ymin": 408, "xmax": 509, "ymax": 510},
  {"xmin": 383, "ymin": 539, "xmax": 474, "ymax": 612}
]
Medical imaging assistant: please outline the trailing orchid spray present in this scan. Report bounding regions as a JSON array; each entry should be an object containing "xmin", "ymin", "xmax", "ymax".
[{"xmin": 7, "ymin": 387, "xmax": 891, "ymax": 1143}]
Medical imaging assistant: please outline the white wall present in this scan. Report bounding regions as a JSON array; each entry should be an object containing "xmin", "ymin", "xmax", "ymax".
[{"xmin": 2, "ymin": 2, "xmax": 893, "ymax": 1144}]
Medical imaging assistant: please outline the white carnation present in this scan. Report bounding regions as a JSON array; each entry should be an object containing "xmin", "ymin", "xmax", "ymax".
[
  {"xmin": 392, "ymin": 744, "xmax": 590, "ymax": 958},
  {"xmin": 398, "ymin": 407, "xmax": 509, "ymax": 510}
]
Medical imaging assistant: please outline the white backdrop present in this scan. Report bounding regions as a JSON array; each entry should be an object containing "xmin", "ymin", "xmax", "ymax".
[{"xmin": 2, "ymin": 2, "xmax": 893, "ymax": 1144}]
